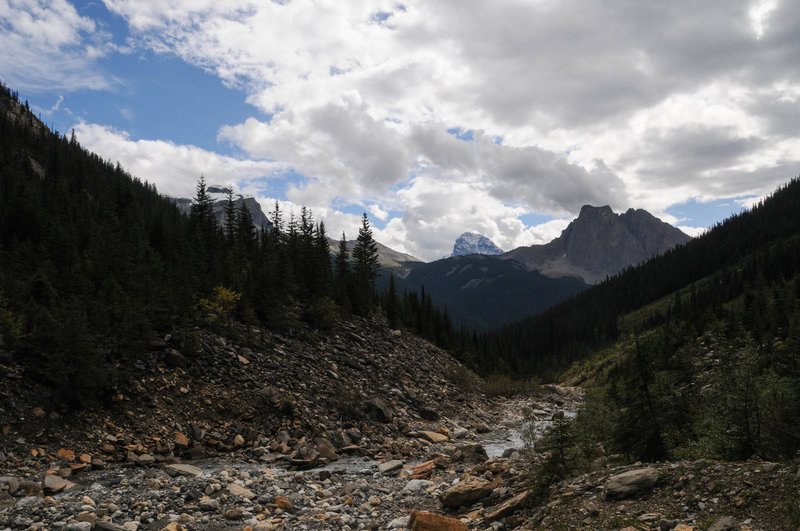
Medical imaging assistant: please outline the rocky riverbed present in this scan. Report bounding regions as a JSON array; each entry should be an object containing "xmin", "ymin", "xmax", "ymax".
[
  {"xmin": 3, "ymin": 318, "xmax": 798, "ymax": 530},
  {"xmin": 0, "ymin": 315, "xmax": 591, "ymax": 529},
  {"xmin": 0, "ymin": 388, "xmax": 583, "ymax": 530}
]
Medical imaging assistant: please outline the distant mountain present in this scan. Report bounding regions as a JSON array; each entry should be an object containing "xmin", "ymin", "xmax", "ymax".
[
  {"xmin": 503, "ymin": 205, "xmax": 691, "ymax": 283},
  {"xmin": 451, "ymin": 232, "xmax": 504, "ymax": 257},
  {"xmin": 327, "ymin": 237, "xmax": 423, "ymax": 277},
  {"xmin": 170, "ymin": 185, "xmax": 273, "ymax": 231},
  {"xmin": 400, "ymin": 205, "xmax": 691, "ymax": 330}
]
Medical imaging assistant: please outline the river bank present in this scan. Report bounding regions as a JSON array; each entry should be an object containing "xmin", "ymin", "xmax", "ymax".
[{"xmin": 1, "ymin": 388, "xmax": 584, "ymax": 530}]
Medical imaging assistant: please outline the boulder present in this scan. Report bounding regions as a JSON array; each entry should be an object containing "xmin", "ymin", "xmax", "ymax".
[
  {"xmin": 387, "ymin": 515, "xmax": 410, "ymax": 529},
  {"xmin": 440, "ymin": 477, "xmax": 496, "ymax": 508},
  {"xmin": 708, "ymin": 516, "xmax": 739, "ymax": 531},
  {"xmin": 43, "ymin": 473, "xmax": 76, "ymax": 494},
  {"xmin": 365, "ymin": 398, "xmax": 393, "ymax": 423},
  {"xmin": 0, "ymin": 476, "xmax": 19, "ymax": 495},
  {"xmin": 410, "ymin": 460, "xmax": 436, "ymax": 479},
  {"xmin": 378, "ymin": 459, "xmax": 404, "ymax": 475},
  {"xmin": 450, "ymin": 443, "xmax": 488, "ymax": 463},
  {"xmin": 409, "ymin": 510, "xmax": 468, "ymax": 531},
  {"xmin": 485, "ymin": 490, "xmax": 531, "ymax": 522},
  {"xmin": 164, "ymin": 348, "xmax": 187, "ymax": 368},
  {"xmin": 56, "ymin": 448, "xmax": 75, "ymax": 460},
  {"xmin": 198, "ymin": 498, "xmax": 219, "ymax": 511},
  {"xmin": 165, "ymin": 463, "xmax": 203, "ymax": 478},
  {"xmin": 226, "ymin": 483, "xmax": 255, "ymax": 500},
  {"xmin": 418, "ymin": 431, "xmax": 449, "ymax": 444},
  {"xmin": 605, "ymin": 467, "xmax": 659, "ymax": 500},
  {"xmin": 274, "ymin": 495, "xmax": 293, "ymax": 511},
  {"xmin": 290, "ymin": 444, "xmax": 320, "ymax": 469},
  {"xmin": 418, "ymin": 405, "xmax": 440, "ymax": 421},
  {"xmin": 136, "ymin": 453, "xmax": 155, "ymax": 466},
  {"xmin": 174, "ymin": 432, "xmax": 189, "ymax": 449},
  {"xmin": 316, "ymin": 439, "xmax": 339, "ymax": 462},
  {"xmin": 404, "ymin": 479, "xmax": 435, "ymax": 492}
]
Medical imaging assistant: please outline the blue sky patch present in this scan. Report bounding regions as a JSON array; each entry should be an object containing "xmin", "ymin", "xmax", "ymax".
[
  {"xmin": 666, "ymin": 196, "xmax": 754, "ymax": 228},
  {"xmin": 518, "ymin": 212, "xmax": 557, "ymax": 226},
  {"xmin": 447, "ymin": 127, "xmax": 474, "ymax": 142}
]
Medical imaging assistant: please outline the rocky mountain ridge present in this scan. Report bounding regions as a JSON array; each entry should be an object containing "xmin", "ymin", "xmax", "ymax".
[
  {"xmin": 450, "ymin": 233, "xmax": 504, "ymax": 257},
  {"xmin": 399, "ymin": 206, "xmax": 689, "ymax": 330},
  {"xmin": 169, "ymin": 185, "xmax": 274, "ymax": 232},
  {"xmin": 503, "ymin": 205, "xmax": 691, "ymax": 283},
  {"xmin": 327, "ymin": 238, "xmax": 422, "ymax": 275}
]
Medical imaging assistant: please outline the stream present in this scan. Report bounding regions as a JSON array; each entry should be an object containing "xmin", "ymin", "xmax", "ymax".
[{"xmin": 8, "ymin": 388, "xmax": 583, "ymax": 530}]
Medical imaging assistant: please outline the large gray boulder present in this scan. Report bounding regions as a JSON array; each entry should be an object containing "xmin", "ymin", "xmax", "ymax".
[
  {"xmin": 707, "ymin": 516, "xmax": 739, "ymax": 531},
  {"xmin": 604, "ymin": 467, "xmax": 659, "ymax": 500}
]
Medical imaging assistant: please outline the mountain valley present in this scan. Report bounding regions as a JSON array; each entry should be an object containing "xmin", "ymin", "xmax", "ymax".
[
  {"xmin": 2, "ymin": 82, "xmax": 800, "ymax": 531},
  {"xmin": 399, "ymin": 205, "xmax": 691, "ymax": 331}
]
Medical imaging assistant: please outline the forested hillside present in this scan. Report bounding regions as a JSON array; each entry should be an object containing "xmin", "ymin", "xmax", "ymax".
[
  {"xmin": 469, "ymin": 177, "xmax": 800, "ymax": 465},
  {"xmin": 0, "ymin": 83, "xmax": 452, "ymax": 405},
  {"xmin": 472, "ymin": 179, "xmax": 800, "ymax": 378}
]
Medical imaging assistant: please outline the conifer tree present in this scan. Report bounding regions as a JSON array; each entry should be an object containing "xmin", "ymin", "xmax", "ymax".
[
  {"xmin": 335, "ymin": 232, "xmax": 351, "ymax": 309},
  {"xmin": 224, "ymin": 186, "xmax": 237, "ymax": 242},
  {"xmin": 314, "ymin": 220, "xmax": 333, "ymax": 297},
  {"xmin": 352, "ymin": 213, "xmax": 380, "ymax": 314},
  {"xmin": 190, "ymin": 175, "xmax": 215, "ymax": 237},
  {"xmin": 237, "ymin": 198, "xmax": 256, "ymax": 248}
]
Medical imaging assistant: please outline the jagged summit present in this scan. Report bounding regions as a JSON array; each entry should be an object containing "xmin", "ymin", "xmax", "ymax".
[
  {"xmin": 169, "ymin": 185, "xmax": 274, "ymax": 231},
  {"xmin": 502, "ymin": 204, "xmax": 691, "ymax": 283},
  {"xmin": 451, "ymin": 232, "xmax": 504, "ymax": 257}
]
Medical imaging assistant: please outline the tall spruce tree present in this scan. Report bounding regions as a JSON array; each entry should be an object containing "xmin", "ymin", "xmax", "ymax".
[
  {"xmin": 224, "ymin": 186, "xmax": 237, "ymax": 242},
  {"xmin": 335, "ymin": 232, "xmax": 351, "ymax": 309},
  {"xmin": 352, "ymin": 213, "xmax": 380, "ymax": 315},
  {"xmin": 190, "ymin": 175, "xmax": 215, "ymax": 237},
  {"xmin": 237, "ymin": 198, "xmax": 256, "ymax": 248}
]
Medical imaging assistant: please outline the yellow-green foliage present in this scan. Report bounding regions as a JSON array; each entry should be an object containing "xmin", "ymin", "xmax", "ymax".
[{"xmin": 197, "ymin": 286, "xmax": 241, "ymax": 325}]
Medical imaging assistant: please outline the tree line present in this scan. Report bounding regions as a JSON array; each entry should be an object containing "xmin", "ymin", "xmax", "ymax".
[{"xmin": 0, "ymin": 83, "xmax": 388, "ymax": 405}]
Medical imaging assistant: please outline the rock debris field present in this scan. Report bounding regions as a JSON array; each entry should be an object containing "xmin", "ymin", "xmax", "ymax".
[
  {"xmin": 2, "ymin": 318, "xmax": 798, "ymax": 530},
  {"xmin": 0, "ymin": 317, "xmax": 582, "ymax": 530}
]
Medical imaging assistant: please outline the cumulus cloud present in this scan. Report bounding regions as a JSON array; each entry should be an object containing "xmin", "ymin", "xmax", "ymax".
[
  {"xmin": 74, "ymin": 122, "xmax": 286, "ymax": 197},
  {"xmin": 100, "ymin": 1, "xmax": 799, "ymax": 250},
  {"xmin": 0, "ymin": 0, "xmax": 111, "ymax": 91},
  {"xmin": 7, "ymin": 0, "xmax": 799, "ymax": 259},
  {"xmin": 377, "ymin": 174, "xmax": 571, "ymax": 261}
]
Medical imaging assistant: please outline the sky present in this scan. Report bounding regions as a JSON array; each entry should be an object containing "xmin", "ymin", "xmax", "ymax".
[{"xmin": 2, "ymin": 0, "xmax": 798, "ymax": 261}]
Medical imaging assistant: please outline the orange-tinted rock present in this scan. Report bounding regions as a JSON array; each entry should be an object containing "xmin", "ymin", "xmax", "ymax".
[
  {"xmin": 56, "ymin": 448, "xmax": 75, "ymax": 460},
  {"xmin": 274, "ymin": 495, "xmax": 293, "ymax": 511},
  {"xmin": 174, "ymin": 432, "xmax": 189, "ymax": 449},
  {"xmin": 485, "ymin": 490, "xmax": 530, "ymax": 522},
  {"xmin": 409, "ymin": 510, "xmax": 468, "ymax": 531},
  {"xmin": 411, "ymin": 460, "xmax": 436, "ymax": 479},
  {"xmin": 440, "ymin": 477, "xmax": 497, "ymax": 508},
  {"xmin": 418, "ymin": 431, "xmax": 448, "ymax": 443}
]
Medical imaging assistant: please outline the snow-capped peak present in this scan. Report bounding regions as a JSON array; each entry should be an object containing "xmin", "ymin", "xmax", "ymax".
[{"xmin": 450, "ymin": 232, "xmax": 504, "ymax": 257}]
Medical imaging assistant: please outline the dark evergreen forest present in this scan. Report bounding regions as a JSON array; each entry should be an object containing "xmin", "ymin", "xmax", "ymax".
[{"xmin": 0, "ymin": 83, "xmax": 449, "ymax": 405}]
